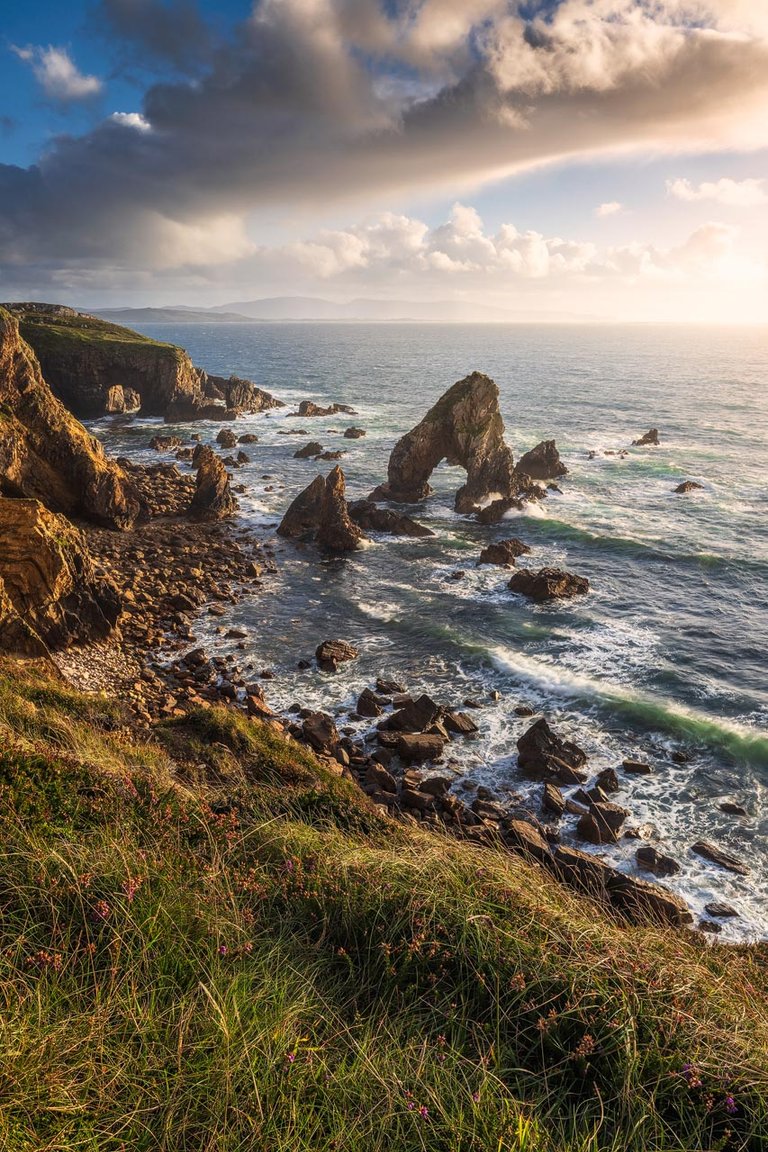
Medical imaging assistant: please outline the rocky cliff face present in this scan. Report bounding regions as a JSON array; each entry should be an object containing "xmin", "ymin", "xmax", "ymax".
[
  {"xmin": 0, "ymin": 498, "xmax": 122, "ymax": 654},
  {"xmin": 0, "ymin": 308, "xmax": 142, "ymax": 529},
  {"xmin": 6, "ymin": 304, "xmax": 283, "ymax": 421},
  {"xmin": 370, "ymin": 372, "xmax": 519, "ymax": 514}
]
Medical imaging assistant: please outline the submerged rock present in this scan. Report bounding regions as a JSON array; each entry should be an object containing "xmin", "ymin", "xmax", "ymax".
[
  {"xmin": 347, "ymin": 499, "xmax": 434, "ymax": 538},
  {"xmin": 216, "ymin": 429, "xmax": 238, "ymax": 449},
  {"xmin": 674, "ymin": 481, "xmax": 704, "ymax": 494},
  {"xmin": 316, "ymin": 639, "xmax": 359, "ymax": 672},
  {"xmin": 691, "ymin": 840, "xmax": 749, "ymax": 875},
  {"xmin": 298, "ymin": 400, "xmax": 357, "ymax": 417},
  {"xmin": 370, "ymin": 372, "xmax": 521, "ymax": 514},
  {"xmin": 632, "ymin": 428, "xmax": 660, "ymax": 447},
  {"xmin": 508, "ymin": 567, "xmax": 589, "ymax": 602},
  {"xmin": 294, "ymin": 441, "xmax": 324, "ymax": 459},
  {"xmin": 0, "ymin": 498, "xmax": 121, "ymax": 653},
  {"xmin": 516, "ymin": 440, "xmax": 568, "ymax": 481},
  {"xmin": 479, "ymin": 538, "xmax": 531, "ymax": 566},
  {"xmin": 344, "ymin": 427, "xmax": 366, "ymax": 439},
  {"xmin": 636, "ymin": 846, "xmax": 681, "ymax": 877}
]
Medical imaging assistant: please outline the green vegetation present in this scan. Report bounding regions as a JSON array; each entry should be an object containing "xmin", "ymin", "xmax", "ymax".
[
  {"xmin": 16, "ymin": 309, "xmax": 181, "ymax": 359},
  {"xmin": 0, "ymin": 659, "xmax": 766, "ymax": 1151}
]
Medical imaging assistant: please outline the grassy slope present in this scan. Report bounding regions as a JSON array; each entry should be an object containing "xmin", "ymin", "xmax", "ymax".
[
  {"xmin": 0, "ymin": 658, "xmax": 766, "ymax": 1152},
  {"xmin": 16, "ymin": 311, "xmax": 182, "ymax": 360}
]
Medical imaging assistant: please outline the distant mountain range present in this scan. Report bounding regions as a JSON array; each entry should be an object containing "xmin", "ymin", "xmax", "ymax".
[{"xmin": 94, "ymin": 298, "xmax": 601, "ymax": 325}]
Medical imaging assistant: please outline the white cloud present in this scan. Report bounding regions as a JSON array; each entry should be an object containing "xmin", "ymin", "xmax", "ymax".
[
  {"xmin": 597, "ymin": 201, "xmax": 623, "ymax": 217},
  {"xmin": 109, "ymin": 112, "xmax": 152, "ymax": 132},
  {"xmin": 12, "ymin": 44, "xmax": 103, "ymax": 101},
  {"xmin": 667, "ymin": 177, "xmax": 767, "ymax": 206}
]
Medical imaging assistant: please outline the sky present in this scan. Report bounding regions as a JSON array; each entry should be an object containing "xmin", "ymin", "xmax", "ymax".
[{"xmin": 1, "ymin": 0, "xmax": 767, "ymax": 321}]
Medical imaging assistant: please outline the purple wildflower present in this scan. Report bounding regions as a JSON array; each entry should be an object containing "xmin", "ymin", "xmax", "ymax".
[{"xmin": 726, "ymin": 1095, "xmax": 738, "ymax": 1115}]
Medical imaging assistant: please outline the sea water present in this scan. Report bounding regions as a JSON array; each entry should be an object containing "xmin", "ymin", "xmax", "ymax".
[{"xmin": 93, "ymin": 322, "xmax": 768, "ymax": 940}]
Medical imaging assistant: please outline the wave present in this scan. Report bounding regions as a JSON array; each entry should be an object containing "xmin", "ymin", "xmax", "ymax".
[{"xmin": 487, "ymin": 644, "xmax": 768, "ymax": 767}]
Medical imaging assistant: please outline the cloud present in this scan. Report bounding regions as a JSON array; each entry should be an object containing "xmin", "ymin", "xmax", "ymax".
[
  {"xmin": 667, "ymin": 176, "xmax": 767, "ymax": 206},
  {"xmin": 596, "ymin": 202, "xmax": 623, "ymax": 217},
  {"xmin": 12, "ymin": 45, "xmax": 103, "ymax": 101},
  {"xmin": 2, "ymin": 0, "xmax": 768, "ymax": 284}
]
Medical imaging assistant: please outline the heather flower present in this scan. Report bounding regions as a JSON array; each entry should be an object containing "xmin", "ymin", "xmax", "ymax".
[
  {"xmin": 419, "ymin": 1106, "xmax": 429, "ymax": 1119},
  {"xmin": 726, "ymin": 1095, "xmax": 738, "ymax": 1115},
  {"xmin": 218, "ymin": 945, "xmax": 228, "ymax": 956}
]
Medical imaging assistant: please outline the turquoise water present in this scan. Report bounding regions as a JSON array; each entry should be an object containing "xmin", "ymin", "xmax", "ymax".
[{"xmin": 95, "ymin": 322, "xmax": 768, "ymax": 938}]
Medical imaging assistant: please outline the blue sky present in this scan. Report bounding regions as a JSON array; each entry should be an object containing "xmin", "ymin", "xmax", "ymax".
[{"xmin": 1, "ymin": 0, "xmax": 767, "ymax": 320}]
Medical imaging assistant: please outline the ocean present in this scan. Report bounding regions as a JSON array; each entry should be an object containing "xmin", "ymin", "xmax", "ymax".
[{"xmin": 93, "ymin": 322, "xmax": 768, "ymax": 939}]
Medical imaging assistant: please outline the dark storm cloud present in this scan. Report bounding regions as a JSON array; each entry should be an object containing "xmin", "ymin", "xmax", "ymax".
[{"xmin": 2, "ymin": 0, "xmax": 768, "ymax": 287}]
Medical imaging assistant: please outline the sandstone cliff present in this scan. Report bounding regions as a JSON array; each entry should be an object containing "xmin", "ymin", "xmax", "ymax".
[
  {"xmin": 0, "ymin": 498, "xmax": 121, "ymax": 654},
  {"xmin": 6, "ymin": 303, "xmax": 283, "ymax": 421},
  {"xmin": 0, "ymin": 307, "xmax": 142, "ymax": 529}
]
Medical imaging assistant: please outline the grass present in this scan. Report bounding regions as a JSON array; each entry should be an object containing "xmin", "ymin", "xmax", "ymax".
[
  {"xmin": 0, "ymin": 658, "xmax": 766, "ymax": 1151},
  {"xmin": 16, "ymin": 310, "xmax": 181, "ymax": 358}
]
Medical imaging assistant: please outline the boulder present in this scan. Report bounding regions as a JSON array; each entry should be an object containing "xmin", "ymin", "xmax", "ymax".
[
  {"xmin": 595, "ymin": 767, "xmax": 620, "ymax": 794},
  {"xmin": 719, "ymin": 801, "xmax": 748, "ymax": 817},
  {"xmin": 365, "ymin": 761, "xmax": 397, "ymax": 793},
  {"xmin": 356, "ymin": 688, "xmax": 383, "ymax": 718},
  {"xmin": 542, "ymin": 782, "xmax": 566, "ymax": 818},
  {"xmin": 383, "ymin": 694, "xmax": 441, "ymax": 733},
  {"xmin": 674, "ymin": 481, "xmax": 704, "ymax": 494},
  {"xmin": 636, "ymin": 846, "xmax": 681, "ymax": 877},
  {"xmin": 369, "ymin": 372, "xmax": 522, "ymax": 514},
  {"xmin": 509, "ymin": 567, "xmax": 589, "ymax": 602},
  {"xmin": 690, "ymin": 840, "xmax": 749, "ymax": 876},
  {"xmin": 606, "ymin": 873, "xmax": 692, "ymax": 927},
  {"xmin": 298, "ymin": 401, "xmax": 356, "ymax": 418},
  {"xmin": 294, "ymin": 441, "xmax": 324, "ymax": 459},
  {"xmin": 377, "ymin": 677, "xmax": 405, "ymax": 695},
  {"xmin": 397, "ymin": 733, "xmax": 445, "ymax": 763},
  {"xmin": 632, "ymin": 429, "xmax": 660, "ymax": 447},
  {"xmin": 302, "ymin": 712, "xmax": 339, "ymax": 753},
  {"xmin": 216, "ymin": 429, "xmax": 238, "ymax": 449},
  {"xmin": 577, "ymin": 802, "xmax": 629, "ymax": 845},
  {"xmin": 239, "ymin": 433, "xmax": 259, "ymax": 444},
  {"xmin": 443, "ymin": 711, "xmax": 479, "ymax": 736},
  {"xmin": 316, "ymin": 639, "xmax": 359, "ymax": 672},
  {"xmin": 189, "ymin": 446, "xmax": 236, "ymax": 519},
  {"xmin": 479, "ymin": 538, "xmax": 531, "ymax": 566},
  {"xmin": 0, "ymin": 498, "xmax": 121, "ymax": 653},
  {"xmin": 704, "ymin": 902, "xmax": 739, "ymax": 918},
  {"xmin": 348, "ymin": 499, "xmax": 434, "ymax": 538},
  {"xmin": 150, "ymin": 435, "xmax": 184, "ymax": 452},
  {"xmin": 622, "ymin": 759, "xmax": 653, "ymax": 775},
  {"xmin": 517, "ymin": 718, "xmax": 588, "ymax": 784},
  {"xmin": 344, "ymin": 427, "xmax": 366, "ymax": 439},
  {"xmin": 553, "ymin": 846, "xmax": 612, "ymax": 899},
  {"xmin": 278, "ymin": 467, "xmax": 363, "ymax": 552},
  {"xmin": 504, "ymin": 819, "xmax": 552, "ymax": 864},
  {"xmin": 516, "ymin": 440, "xmax": 568, "ymax": 481}
]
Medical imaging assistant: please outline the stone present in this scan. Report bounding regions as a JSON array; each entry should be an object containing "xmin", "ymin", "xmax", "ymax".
[
  {"xmin": 479, "ymin": 538, "xmax": 531, "ymax": 566},
  {"xmin": 516, "ymin": 440, "xmax": 568, "ymax": 481},
  {"xmin": 632, "ymin": 428, "xmax": 660, "ymax": 447},
  {"xmin": 239, "ymin": 434, "xmax": 259, "ymax": 444},
  {"xmin": 606, "ymin": 873, "xmax": 692, "ymax": 927},
  {"xmin": 216, "ymin": 429, "xmax": 238, "ymax": 449},
  {"xmin": 189, "ymin": 446, "xmax": 236, "ymax": 519},
  {"xmin": 542, "ymin": 782, "xmax": 566, "ymax": 818},
  {"xmin": 356, "ymin": 688, "xmax": 383, "ymax": 718},
  {"xmin": 376, "ymin": 677, "xmax": 405, "ymax": 695},
  {"xmin": 316, "ymin": 639, "xmax": 359, "ymax": 673},
  {"xmin": 344, "ymin": 427, "xmax": 366, "ymax": 439},
  {"xmin": 509, "ymin": 567, "xmax": 589, "ymax": 602},
  {"xmin": 150, "ymin": 435, "xmax": 184, "ymax": 451},
  {"xmin": 365, "ymin": 761, "xmax": 397, "ymax": 793},
  {"xmin": 294, "ymin": 441, "xmax": 324, "ymax": 459},
  {"xmin": 348, "ymin": 500, "xmax": 434, "ymax": 538},
  {"xmin": 577, "ymin": 802, "xmax": 629, "ymax": 845},
  {"xmin": 443, "ymin": 711, "xmax": 479, "ymax": 736},
  {"xmin": 595, "ymin": 767, "xmax": 620, "ymax": 793},
  {"xmin": 674, "ymin": 481, "xmax": 704, "ymax": 494},
  {"xmin": 0, "ymin": 499, "xmax": 121, "ymax": 653},
  {"xmin": 278, "ymin": 467, "xmax": 363, "ymax": 552},
  {"xmin": 302, "ymin": 711, "xmax": 339, "ymax": 753},
  {"xmin": 704, "ymin": 902, "xmax": 739, "ymax": 918},
  {"xmin": 383, "ymin": 694, "xmax": 441, "ymax": 732},
  {"xmin": 505, "ymin": 819, "xmax": 552, "ymax": 863},
  {"xmin": 517, "ymin": 718, "xmax": 588, "ymax": 783},
  {"xmin": 635, "ymin": 846, "xmax": 681, "ymax": 877},
  {"xmin": 690, "ymin": 840, "xmax": 749, "ymax": 876},
  {"xmin": 369, "ymin": 372, "xmax": 521, "ymax": 514},
  {"xmin": 553, "ymin": 846, "xmax": 612, "ymax": 899},
  {"xmin": 622, "ymin": 759, "xmax": 653, "ymax": 775},
  {"xmin": 719, "ymin": 802, "xmax": 748, "ymax": 816},
  {"xmin": 397, "ymin": 733, "xmax": 445, "ymax": 763}
]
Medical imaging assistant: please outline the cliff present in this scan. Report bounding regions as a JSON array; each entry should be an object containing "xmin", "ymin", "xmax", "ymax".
[
  {"xmin": 5, "ymin": 303, "xmax": 283, "ymax": 420},
  {"xmin": 0, "ymin": 307, "xmax": 142, "ymax": 529}
]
